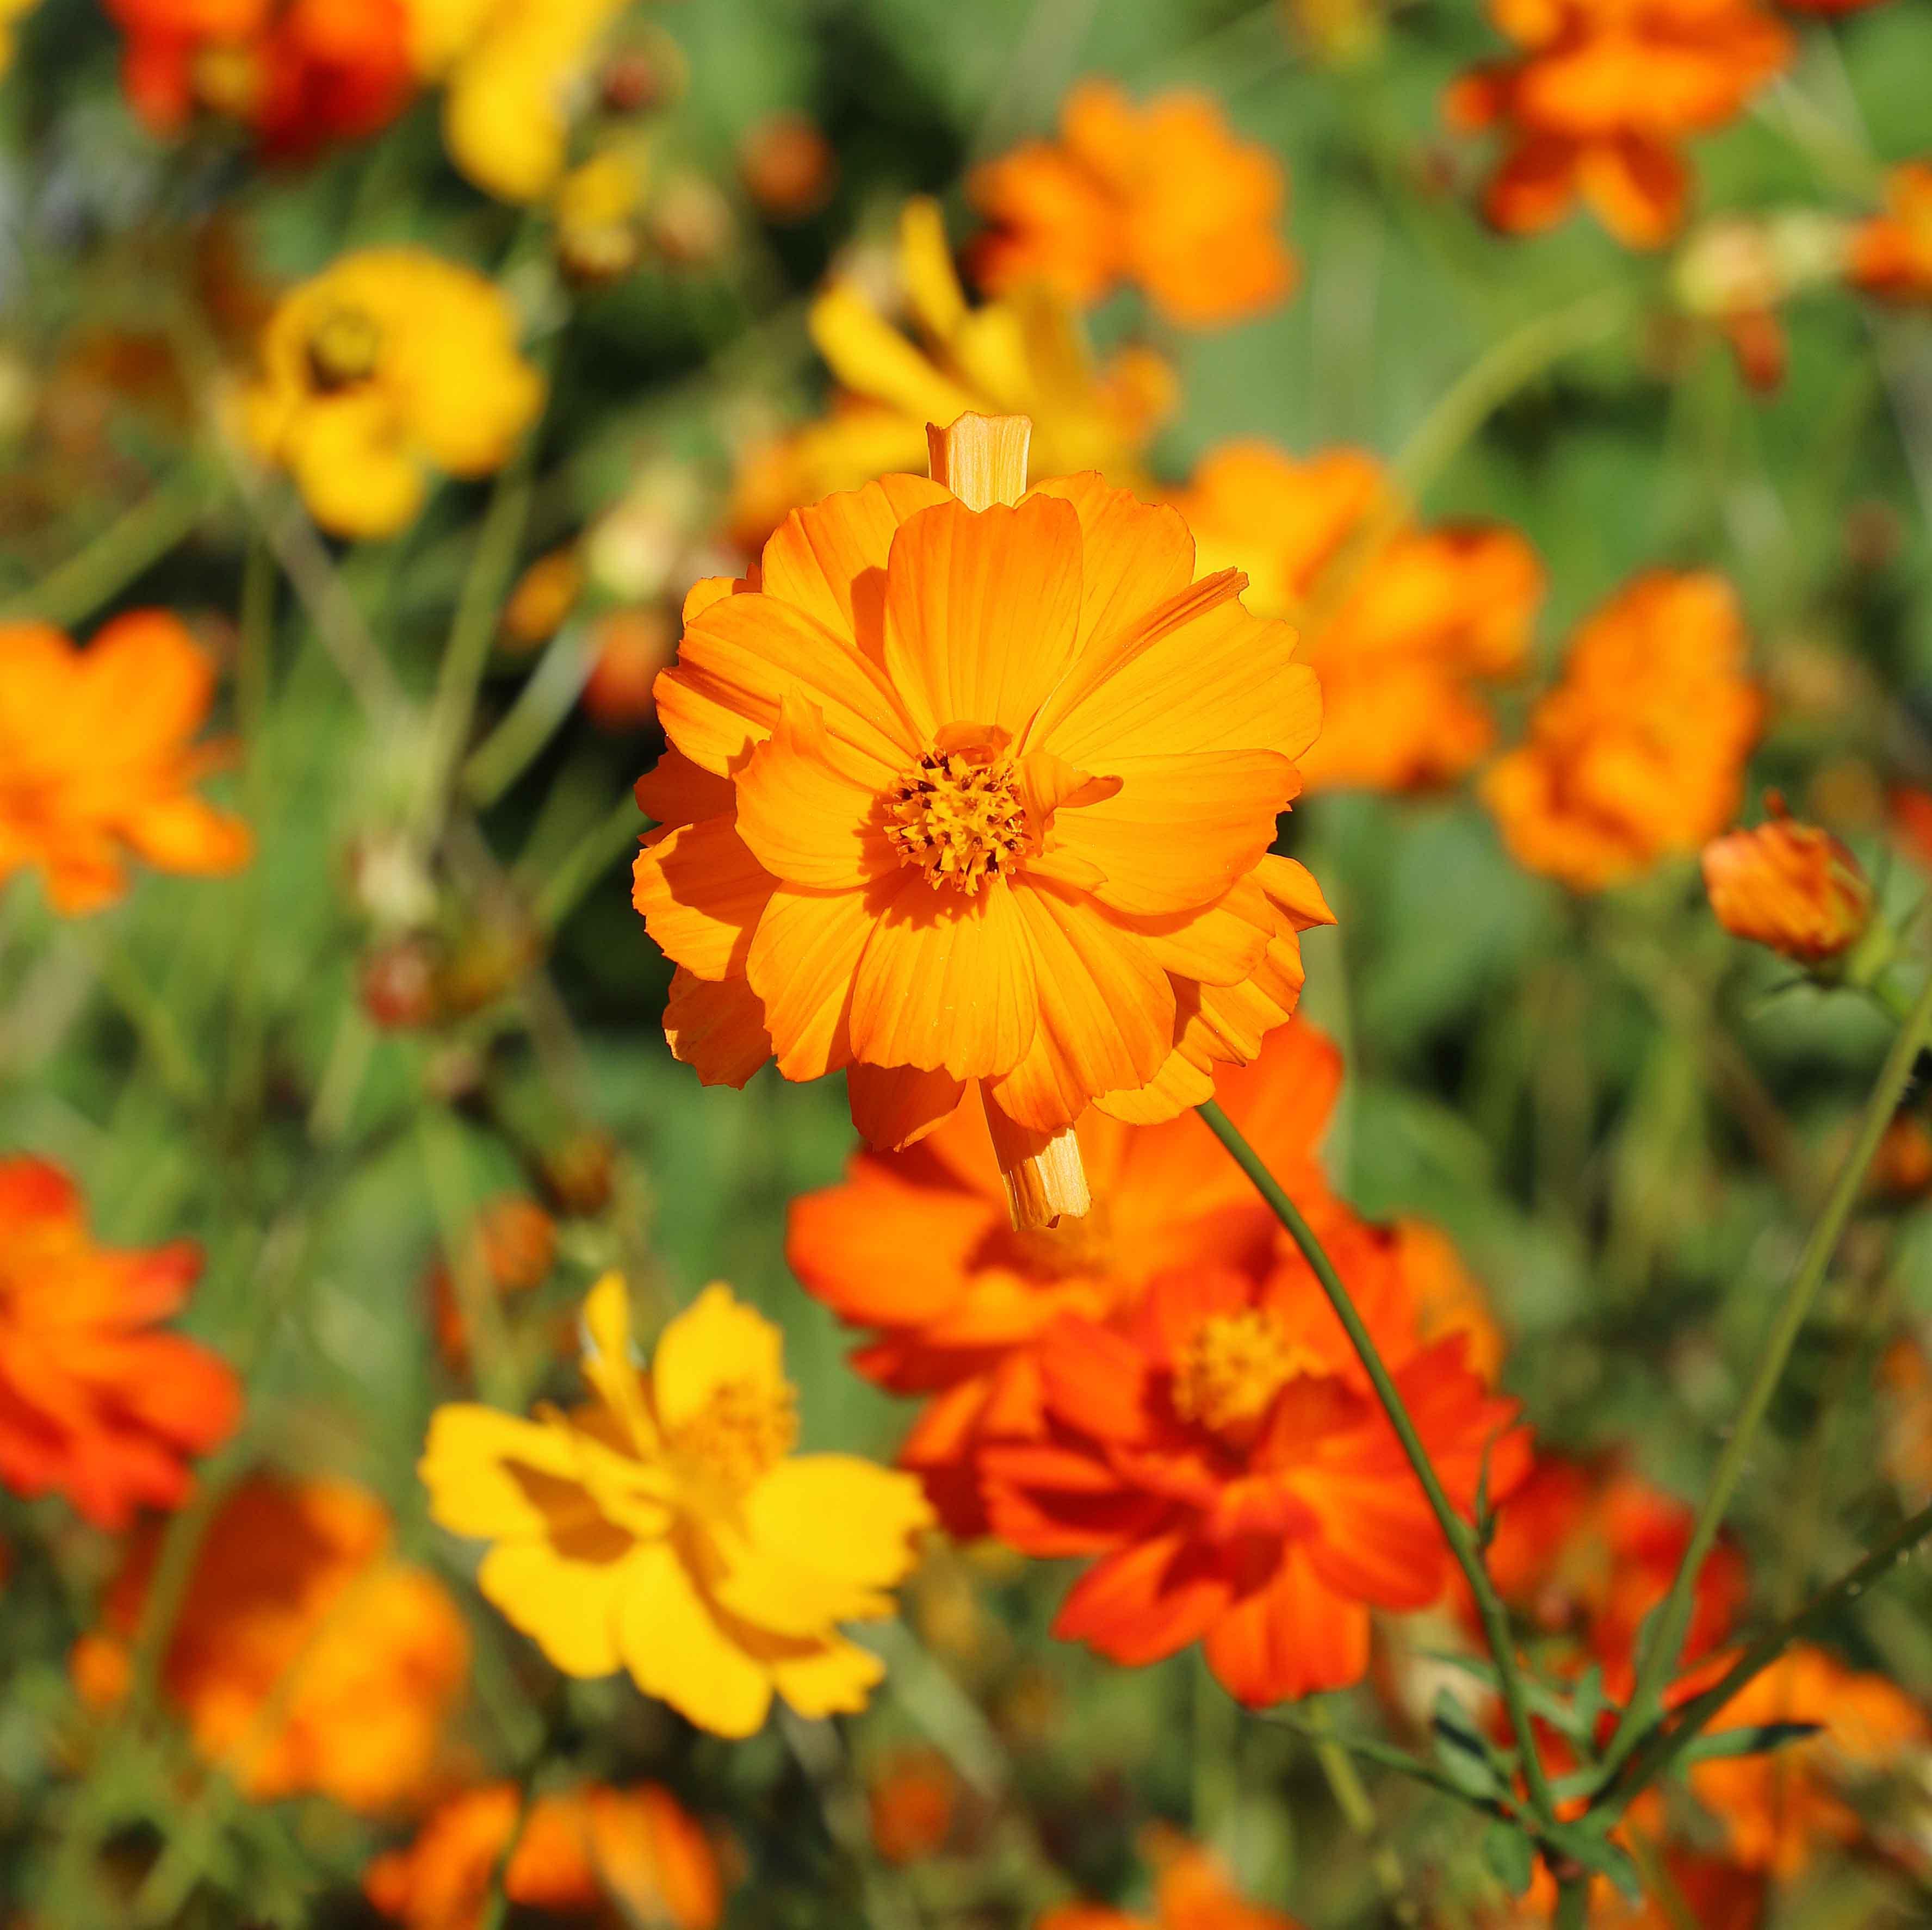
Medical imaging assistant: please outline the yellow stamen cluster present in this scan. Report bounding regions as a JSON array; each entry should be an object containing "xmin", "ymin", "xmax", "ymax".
[
  {"xmin": 307, "ymin": 306, "xmax": 384, "ymax": 392},
  {"xmin": 1172, "ymin": 1308, "xmax": 1311, "ymax": 1437},
  {"xmin": 886, "ymin": 748, "xmax": 1030, "ymax": 895},
  {"xmin": 669, "ymin": 1376, "xmax": 800, "ymax": 1489}
]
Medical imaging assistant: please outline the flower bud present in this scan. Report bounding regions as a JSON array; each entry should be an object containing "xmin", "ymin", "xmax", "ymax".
[{"xmin": 1701, "ymin": 799, "xmax": 1874, "ymax": 966}]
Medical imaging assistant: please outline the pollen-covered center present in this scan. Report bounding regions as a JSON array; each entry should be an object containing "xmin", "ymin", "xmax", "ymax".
[
  {"xmin": 307, "ymin": 305, "xmax": 384, "ymax": 392},
  {"xmin": 1172, "ymin": 1308, "xmax": 1317, "ymax": 1437},
  {"xmin": 668, "ymin": 1376, "xmax": 799, "ymax": 1488},
  {"xmin": 886, "ymin": 744, "xmax": 1031, "ymax": 895}
]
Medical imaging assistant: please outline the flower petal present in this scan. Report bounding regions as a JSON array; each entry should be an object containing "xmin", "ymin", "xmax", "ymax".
[
  {"xmin": 653, "ymin": 1282, "xmax": 788, "ymax": 1435},
  {"xmin": 419, "ymin": 1405, "xmax": 584, "ymax": 1540},
  {"xmin": 844, "ymin": 1062, "xmax": 968, "ymax": 1152},
  {"xmin": 616, "ymin": 1541, "xmax": 775, "ymax": 1738},
  {"xmin": 768, "ymin": 1632, "xmax": 887, "ymax": 1720},
  {"xmin": 745, "ymin": 885, "xmax": 874, "ymax": 1079},
  {"xmin": 664, "ymin": 969, "xmax": 772, "ymax": 1087},
  {"xmin": 477, "ymin": 1540, "xmax": 633, "ymax": 1680},
  {"xmin": 632, "ymin": 818, "xmax": 776, "ymax": 979},
  {"xmin": 758, "ymin": 474, "xmax": 952, "ymax": 650},
  {"xmin": 1027, "ymin": 472, "xmax": 1196, "ymax": 652},
  {"xmin": 732, "ymin": 697, "xmax": 897, "ymax": 890}
]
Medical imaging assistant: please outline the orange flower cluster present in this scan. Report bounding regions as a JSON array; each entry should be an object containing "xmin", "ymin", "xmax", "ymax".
[
  {"xmin": 1483, "ymin": 571, "xmax": 1762, "ymax": 892},
  {"xmin": 1169, "ymin": 443, "xmax": 1544, "ymax": 793},
  {"xmin": 366, "ymin": 1781, "xmax": 723, "ymax": 1930},
  {"xmin": 634, "ymin": 416, "xmax": 1326, "ymax": 1227},
  {"xmin": 0, "ymin": 1157, "xmax": 239, "ymax": 1530},
  {"xmin": 1849, "ymin": 159, "xmax": 1932, "ymax": 305},
  {"xmin": 1701, "ymin": 800, "xmax": 1874, "ymax": 965},
  {"xmin": 1041, "ymin": 1828, "xmax": 1303, "ymax": 1930},
  {"xmin": 1445, "ymin": 0, "xmax": 1791, "ymax": 247},
  {"xmin": 0, "ymin": 613, "xmax": 253, "ymax": 915},
  {"xmin": 106, "ymin": 0, "xmax": 415, "ymax": 158},
  {"xmin": 968, "ymin": 82, "xmax": 1297, "ymax": 328},
  {"xmin": 793, "ymin": 1021, "xmax": 1527, "ymax": 1706},
  {"xmin": 74, "ymin": 1473, "xmax": 469, "ymax": 1812}
]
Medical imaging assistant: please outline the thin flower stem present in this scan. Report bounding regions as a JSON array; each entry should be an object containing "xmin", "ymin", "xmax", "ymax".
[
  {"xmin": 532, "ymin": 790, "xmax": 645, "ymax": 932},
  {"xmin": 1601, "ymin": 964, "xmax": 1932, "ymax": 1780},
  {"xmin": 0, "ymin": 465, "xmax": 215, "ymax": 629},
  {"xmin": 1553, "ymin": 1873, "xmax": 1591, "ymax": 1929},
  {"xmin": 1392, "ymin": 286, "xmax": 1631, "ymax": 501},
  {"xmin": 1599, "ymin": 1495, "xmax": 1932, "ymax": 1813},
  {"xmin": 1302, "ymin": 1699, "xmax": 1414, "ymax": 1920},
  {"xmin": 461, "ymin": 620, "xmax": 596, "ymax": 808},
  {"xmin": 1195, "ymin": 1100, "xmax": 1561, "ymax": 1826}
]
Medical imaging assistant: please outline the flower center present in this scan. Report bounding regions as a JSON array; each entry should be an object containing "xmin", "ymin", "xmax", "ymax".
[
  {"xmin": 668, "ymin": 1376, "xmax": 798, "ymax": 1488},
  {"xmin": 1171, "ymin": 1308, "xmax": 1313, "ymax": 1437},
  {"xmin": 886, "ymin": 743, "xmax": 1031, "ymax": 895},
  {"xmin": 307, "ymin": 306, "xmax": 383, "ymax": 392}
]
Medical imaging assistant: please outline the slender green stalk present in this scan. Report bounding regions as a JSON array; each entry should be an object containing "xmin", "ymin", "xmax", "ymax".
[
  {"xmin": 1, "ymin": 466, "xmax": 214, "ymax": 628},
  {"xmin": 532, "ymin": 790, "xmax": 645, "ymax": 932},
  {"xmin": 1303, "ymin": 1699, "xmax": 1413, "ymax": 1919},
  {"xmin": 462, "ymin": 621, "xmax": 596, "ymax": 808},
  {"xmin": 1196, "ymin": 1101, "xmax": 1561, "ymax": 1824},
  {"xmin": 1553, "ymin": 1874, "xmax": 1591, "ymax": 1929},
  {"xmin": 1602, "ymin": 965, "xmax": 1932, "ymax": 1778},
  {"xmin": 225, "ymin": 538, "xmax": 276, "ymax": 1128},
  {"xmin": 1601, "ymin": 1495, "xmax": 1932, "ymax": 1812},
  {"xmin": 82, "ymin": 924, "xmax": 212, "ymax": 1112},
  {"xmin": 1392, "ymin": 287, "xmax": 1631, "ymax": 500}
]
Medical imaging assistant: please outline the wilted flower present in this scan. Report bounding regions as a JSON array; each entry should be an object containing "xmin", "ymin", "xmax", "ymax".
[
  {"xmin": 0, "ymin": 613, "xmax": 253, "ymax": 914},
  {"xmin": 74, "ymin": 1473, "xmax": 469, "ymax": 1811},
  {"xmin": 1483, "ymin": 570, "xmax": 1762, "ymax": 892},
  {"xmin": 967, "ymin": 83, "xmax": 1296, "ymax": 328},
  {"xmin": 107, "ymin": 0, "xmax": 415, "ymax": 158},
  {"xmin": 866, "ymin": 1747, "xmax": 958, "ymax": 1865},
  {"xmin": 501, "ymin": 544, "xmax": 586, "ymax": 652},
  {"xmin": 740, "ymin": 111, "xmax": 837, "ymax": 221},
  {"xmin": 789, "ymin": 1023, "xmax": 1358, "ymax": 1537},
  {"xmin": 0, "ymin": 1157, "xmax": 239, "ymax": 1529},
  {"xmin": 1169, "ymin": 441, "xmax": 1542, "ymax": 792},
  {"xmin": 421, "ymin": 1275, "xmax": 931, "ymax": 1737},
  {"xmin": 428, "ymin": 1194, "xmax": 558, "ymax": 1368},
  {"xmin": 727, "ymin": 200, "xmax": 1173, "ymax": 545},
  {"xmin": 1701, "ymin": 799, "xmax": 1874, "ymax": 966},
  {"xmin": 366, "ymin": 1780, "xmax": 724, "ymax": 1930},
  {"xmin": 638, "ymin": 412, "xmax": 1322, "ymax": 1227},
  {"xmin": 411, "ymin": 0, "xmax": 627, "ymax": 204},
  {"xmin": 1445, "ymin": 0, "xmax": 1791, "ymax": 247},
  {"xmin": 584, "ymin": 607, "xmax": 676, "ymax": 731},
  {"xmin": 242, "ymin": 246, "xmax": 544, "ymax": 538},
  {"xmin": 1849, "ymin": 159, "xmax": 1932, "ymax": 305}
]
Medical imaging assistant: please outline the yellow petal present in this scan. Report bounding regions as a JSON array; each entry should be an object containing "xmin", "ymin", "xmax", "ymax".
[
  {"xmin": 770, "ymin": 1631, "xmax": 887, "ymax": 1721},
  {"xmin": 809, "ymin": 283, "xmax": 977, "ymax": 425},
  {"xmin": 478, "ymin": 1540, "xmax": 635, "ymax": 1679},
  {"xmin": 617, "ymin": 1542, "xmax": 775, "ymax": 1739},
  {"xmin": 581, "ymin": 1273, "xmax": 659, "ymax": 1455},
  {"xmin": 652, "ymin": 1282, "xmax": 788, "ymax": 1436},
  {"xmin": 419, "ymin": 1404, "xmax": 583, "ymax": 1540}
]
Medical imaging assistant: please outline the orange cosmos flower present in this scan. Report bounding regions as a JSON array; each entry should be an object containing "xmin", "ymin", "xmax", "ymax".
[
  {"xmin": 1478, "ymin": 1459, "xmax": 1747, "ymax": 1702},
  {"xmin": 0, "ymin": 612, "xmax": 252, "ymax": 915},
  {"xmin": 428, "ymin": 1194, "xmax": 557, "ymax": 1368},
  {"xmin": 106, "ymin": 0, "xmax": 415, "ymax": 158},
  {"xmin": 1487, "ymin": 1850, "xmax": 1764, "ymax": 1929},
  {"xmin": 635, "ymin": 412, "xmax": 1324, "ymax": 1228},
  {"xmin": 1445, "ymin": 0, "xmax": 1791, "ymax": 248},
  {"xmin": 1849, "ymin": 159, "xmax": 1932, "ymax": 305},
  {"xmin": 967, "ymin": 82, "xmax": 1297, "ymax": 328},
  {"xmin": 867, "ymin": 1747, "xmax": 959, "ymax": 1865},
  {"xmin": 979, "ymin": 1243, "xmax": 1526, "ymax": 1706},
  {"xmin": 0, "ymin": 1157, "xmax": 239, "ymax": 1530},
  {"xmin": 789, "ymin": 1021, "xmax": 1346, "ymax": 1537},
  {"xmin": 1702, "ymin": 799, "xmax": 1874, "ymax": 965},
  {"xmin": 74, "ymin": 1473, "xmax": 469, "ymax": 1812},
  {"xmin": 366, "ymin": 1781, "xmax": 723, "ymax": 1930},
  {"xmin": 1169, "ymin": 442, "xmax": 1543, "ymax": 793},
  {"xmin": 1687, "ymin": 1646, "xmax": 1928, "ymax": 1877},
  {"xmin": 1040, "ymin": 1827, "xmax": 1303, "ymax": 1930},
  {"xmin": 1483, "ymin": 570, "xmax": 1762, "ymax": 892}
]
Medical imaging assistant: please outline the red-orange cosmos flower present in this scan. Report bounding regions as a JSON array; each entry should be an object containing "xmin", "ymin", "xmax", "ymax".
[
  {"xmin": 1041, "ymin": 1828, "xmax": 1304, "ymax": 1930},
  {"xmin": 634, "ymin": 413, "xmax": 1323, "ymax": 1227},
  {"xmin": 1849, "ymin": 159, "xmax": 1932, "ymax": 305},
  {"xmin": 789, "ymin": 1022, "xmax": 1345, "ymax": 1537},
  {"xmin": 1169, "ymin": 442, "xmax": 1543, "ymax": 793},
  {"xmin": 107, "ymin": 0, "xmax": 416, "ymax": 158},
  {"xmin": 0, "ymin": 1157, "xmax": 239, "ymax": 1530},
  {"xmin": 1445, "ymin": 0, "xmax": 1791, "ymax": 247},
  {"xmin": 1483, "ymin": 570, "xmax": 1762, "ymax": 892},
  {"xmin": 968, "ymin": 82, "xmax": 1297, "ymax": 328},
  {"xmin": 0, "ymin": 612, "xmax": 252, "ymax": 915},
  {"xmin": 979, "ymin": 1227, "xmax": 1526, "ymax": 1706},
  {"xmin": 1701, "ymin": 799, "xmax": 1874, "ymax": 965},
  {"xmin": 75, "ymin": 1473, "xmax": 469, "ymax": 1812}
]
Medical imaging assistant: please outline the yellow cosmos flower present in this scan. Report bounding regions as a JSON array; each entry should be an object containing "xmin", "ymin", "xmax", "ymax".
[
  {"xmin": 420, "ymin": 1275, "xmax": 933, "ymax": 1739},
  {"xmin": 242, "ymin": 246, "xmax": 544, "ymax": 539},
  {"xmin": 728, "ymin": 198, "xmax": 1174, "ymax": 546},
  {"xmin": 410, "ymin": 0, "xmax": 628, "ymax": 204}
]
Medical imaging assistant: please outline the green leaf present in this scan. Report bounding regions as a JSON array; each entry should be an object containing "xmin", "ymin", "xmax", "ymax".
[
  {"xmin": 1432, "ymin": 1687, "xmax": 1513, "ymax": 1798},
  {"xmin": 1481, "ymin": 1819, "xmax": 1537, "ymax": 1897},
  {"xmin": 1673, "ymin": 1721, "xmax": 1821, "ymax": 1766},
  {"xmin": 1542, "ymin": 1822, "xmax": 1644, "ymax": 1903}
]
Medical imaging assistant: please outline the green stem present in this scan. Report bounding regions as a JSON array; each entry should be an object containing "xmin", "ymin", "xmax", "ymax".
[
  {"xmin": 1553, "ymin": 1873, "xmax": 1592, "ymax": 1929},
  {"xmin": 1196, "ymin": 1100, "xmax": 1561, "ymax": 1826},
  {"xmin": 462, "ymin": 620, "xmax": 596, "ymax": 808},
  {"xmin": 1392, "ymin": 287, "xmax": 1631, "ymax": 500},
  {"xmin": 1, "ymin": 466, "xmax": 215, "ymax": 628},
  {"xmin": 1600, "ymin": 1495, "xmax": 1932, "ymax": 1813},
  {"xmin": 82, "ymin": 924, "xmax": 212, "ymax": 1112},
  {"xmin": 531, "ymin": 790, "xmax": 645, "ymax": 932},
  {"xmin": 1602, "ymin": 965, "xmax": 1932, "ymax": 1779},
  {"xmin": 1303, "ymin": 1699, "xmax": 1413, "ymax": 1919}
]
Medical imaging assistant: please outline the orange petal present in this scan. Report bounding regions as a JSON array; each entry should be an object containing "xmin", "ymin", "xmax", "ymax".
[
  {"xmin": 1051, "ymin": 750, "xmax": 1296, "ymax": 916},
  {"xmin": 664, "ymin": 970, "xmax": 772, "ymax": 1086},
  {"xmin": 122, "ymin": 797, "xmax": 253, "ymax": 876},
  {"xmin": 849, "ymin": 873, "xmax": 1038, "ymax": 1079},
  {"xmin": 1578, "ymin": 134, "xmax": 1687, "ymax": 250},
  {"xmin": 882, "ymin": 495, "xmax": 1083, "ymax": 740},
  {"xmin": 758, "ymin": 474, "xmax": 951, "ymax": 649},
  {"xmin": 658, "ymin": 592, "xmax": 919, "ymax": 776},
  {"xmin": 634, "ymin": 748, "xmax": 735, "ymax": 827},
  {"xmin": 1093, "ymin": 1047, "xmax": 1215, "ymax": 1124},
  {"xmin": 1256, "ymin": 852, "xmax": 1336, "ymax": 929},
  {"xmin": 1203, "ymin": 1546, "xmax": 1370, "ymax": 1704},
  {"xmin": 746, "ymin": 885, "xmax": 875, "ymax": 1079},
  {"xmin": 1027, "ymin": 472, "xmax": 1195, "ymax": 653},
  {"xmin": 1119, "ymin": 873, "xmax": 1273, "ymax": 987},
  {"xmin": 733, "ymin": 697, "xmax": 897, "ymax": 890},
  {"xmin": 845, "ymin": 1063, "xmax": 969, "ymax": 1152},
  {"xmin": 984, "ymin": 883, "xmax": 1175, "ymax": 1132},
  {"xmin": 631, "ymin": 818, "xmax": 776, "ymax": 979}
]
